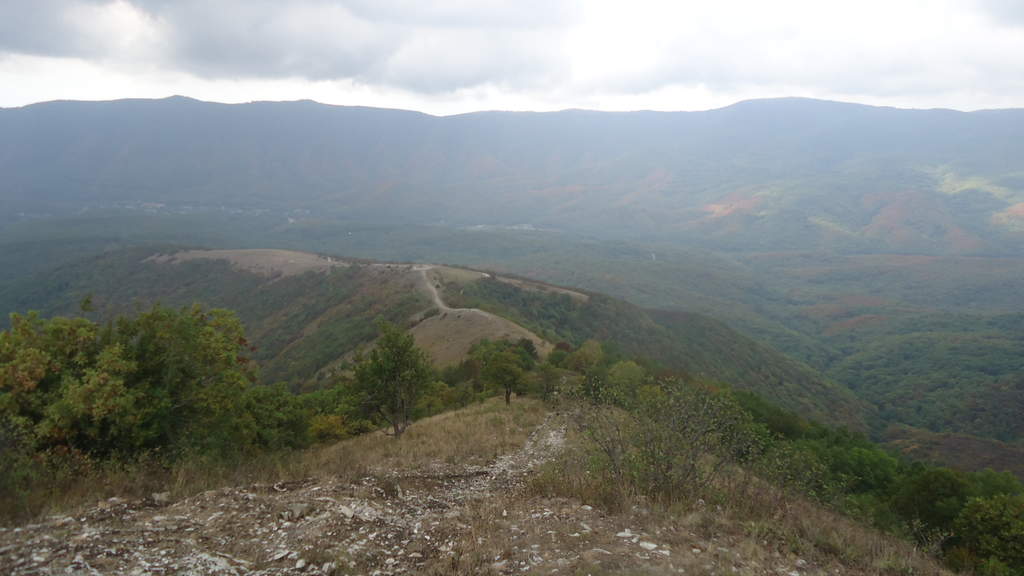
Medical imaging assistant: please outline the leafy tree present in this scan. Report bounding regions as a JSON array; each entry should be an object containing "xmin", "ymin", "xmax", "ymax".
[
  {"xmin": 531, "ymin": 362, "xmax": 564, "ymax": 400},
  {"xmin": 604, "ymin": 360, "xmax": 645, "ymax": 405},
  {"xmin": 353, "ymin": 322, "xmax": 432, "ymax": 437},
  {"xmin": 483, "ymin": 348, "xmax": 525, "ymax": 405},
  {"xmin": 566, "ymin": 340, "xmax": 604, "ymax": 374},
  {"xmin": 0, "ymin": 305, "xmax": 257, "ymax": 458},
  {"xmin": 953, "ymin": 494, "xmax": 1024, "ymax": 572},
  {"xmin": 515, "ymin": 337, "xmax": 539, "ymax": 366},
  {"xmin": 892, "ymin": 467, "xmax": 970, "ymax": 543}
]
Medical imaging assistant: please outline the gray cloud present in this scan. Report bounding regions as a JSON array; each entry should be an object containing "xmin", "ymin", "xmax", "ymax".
[
  {"xmin": 1, "ymin": 0, "xmax": 1023, "ymax": 109},
  {"xmin": 0, "ymin": 0, "xmax": 112, "ymax": 58},
  {"xmin": 0, "ymin": 0, "xmax": 576, "ymax": 92}
]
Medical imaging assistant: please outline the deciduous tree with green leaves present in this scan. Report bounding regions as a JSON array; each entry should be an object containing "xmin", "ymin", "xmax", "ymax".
[
  {"xmin": 0, "ymin": 305, "xmax": 260, "ymax": 458},
  {"xmin": 353, "ymin": 322, "xmax": 432, "ymax": 438}
]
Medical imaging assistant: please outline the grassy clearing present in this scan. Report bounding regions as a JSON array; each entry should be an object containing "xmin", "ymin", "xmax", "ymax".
[{"xmin": 10, "ymin": 397, "xmax": 546, "ymax": 523}]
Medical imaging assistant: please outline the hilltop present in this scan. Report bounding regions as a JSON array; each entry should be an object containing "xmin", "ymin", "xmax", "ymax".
[{"xmin": 0, "ymin": 399, "xmax": 949, "ymax": 576}]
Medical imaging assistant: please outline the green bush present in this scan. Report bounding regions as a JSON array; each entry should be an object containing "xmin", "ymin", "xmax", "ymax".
[{"xmin": 953, "ymin": 494, "xmax": 1024, "ymax": 572}]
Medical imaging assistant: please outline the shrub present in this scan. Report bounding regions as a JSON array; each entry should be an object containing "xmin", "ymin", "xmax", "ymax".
[
  {"xmin": 572, "ymin": 377, "xmax": 765, "ymax": 504},
  {"xmin": 953, "ymin": 494, "xmax": 1024, "ymax": 572}
]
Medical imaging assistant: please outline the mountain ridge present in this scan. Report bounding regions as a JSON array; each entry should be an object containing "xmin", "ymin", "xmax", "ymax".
[
  {"xmin": 0, "ymin": 245, "xmax": 866, "ymax": 429},
  {"xmin": 8, "ymin": 93, "xmax": 1023, "ymax": 115},
  {"xmin": 4, "ymin": 94, "xmax": 1023, "ymax": 254}
]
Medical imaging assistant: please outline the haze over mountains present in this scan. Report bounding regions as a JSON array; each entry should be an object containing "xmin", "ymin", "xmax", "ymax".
[
  {"xmin": 2, "ymin": 95, "xmax": 1023, "ymax": 478},
  {"xmin": 3, "ymin": 96, "xmax": 1024, "ymax": 255}
]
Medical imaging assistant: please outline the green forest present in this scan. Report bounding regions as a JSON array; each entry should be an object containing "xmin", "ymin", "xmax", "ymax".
[{"xmin": 2, "ymin": 305, "xmax": 1022, "ymax": 574}]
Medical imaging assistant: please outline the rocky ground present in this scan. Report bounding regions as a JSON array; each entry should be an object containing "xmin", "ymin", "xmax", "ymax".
[{"xmin": 2, "ymin": 414, "xmax": 833, "ymax": 576}]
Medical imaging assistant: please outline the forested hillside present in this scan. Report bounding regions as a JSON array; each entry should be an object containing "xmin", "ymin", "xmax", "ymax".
[
  {"xmin": 2, "ymin": 303, "xmax": 1020, "ymax": 575},
  {"xmin": 3, "ymin": 96, "xmax": 1023, "ymax": 477},
  {"xmin": 441, "ymin": 274, "xmax": 866, "ymax": 427},
  {"xmin": 0, "ymin": 246, "xmax": 864, "ymax": 428},
  {"xmin": 3, "ymin": 96, "xmax": 1024, "ymax": 254}
]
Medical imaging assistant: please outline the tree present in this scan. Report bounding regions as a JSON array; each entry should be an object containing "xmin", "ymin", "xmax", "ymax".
[
  {"xmin": 566, "ymin": 339, "xmax": 604, "ymax": 374},
  {"xmin": 354, "ymin": 322, "xmax": 432, "ymax": 438},
  {"xmin": 892, "ymin": 467, "xmax": 969, "ymax": 544},
  {"xmin": 953, "ymin": 494, "xmax": 1024, "ymax": 572},
  {"xmin": 483, "ymin": 348, "xmax": 525, "ymax": 405},
  {"xmin": 604, "ymin": 360, "xmax": 645, "ymax": 405},
  {"xmin": 0, "ymin": 305, "xmax": 259, "ymax": 458}
]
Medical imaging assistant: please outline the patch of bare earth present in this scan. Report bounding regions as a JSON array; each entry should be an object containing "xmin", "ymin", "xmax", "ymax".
[{"xmin": 149, "ymin": 249, "xmax": 349, "ymax": 278}]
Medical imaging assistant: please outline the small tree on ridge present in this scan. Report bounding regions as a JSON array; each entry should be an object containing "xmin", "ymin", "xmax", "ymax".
[{"xmin": 354, "ymin": 322, "xmax": 432, "ymax": 438}]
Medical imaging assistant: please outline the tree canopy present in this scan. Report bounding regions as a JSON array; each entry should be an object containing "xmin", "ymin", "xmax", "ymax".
[{"xmin": 353, "ymin": 322, "xmax": 433, "ymax": 437}]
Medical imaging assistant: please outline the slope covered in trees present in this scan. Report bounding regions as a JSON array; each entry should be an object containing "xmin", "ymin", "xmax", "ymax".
[
  {"xmin": 3, "ymin": 96, "xmax": 1024, "ymax": 254},
  {"xmin": 2, "ymin": 305, "xmax": 1021, "ymax": 575},
  {"xmin": 442, "ymin": 274, "xmax": 866, "ymax": 428},
  {"xmin": 0, "ymin": 246, "xmax": 864, "ymax": 429}
]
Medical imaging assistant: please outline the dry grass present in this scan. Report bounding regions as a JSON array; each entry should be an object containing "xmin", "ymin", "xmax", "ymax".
[
  {"xmin": 10, "ymin": 397, "xmax": 547, "ymax": 524},
  {"xmin": 429, "ymin": 266, "xmax": 490, "ymax": 285},
  {"xmin": 151, "ymin": 248, "xmax": 349, "ymax": 277},
  {"xmin": 410, "ymin": 308, "xmax": 552, "ymax": 367},
  {"xmin": 309, "ymin": 396, "xmax": 547, "ymax": 475},
  {"xmin": 529, "ymin": 428, "xmax": 953, "ymax": 576}
]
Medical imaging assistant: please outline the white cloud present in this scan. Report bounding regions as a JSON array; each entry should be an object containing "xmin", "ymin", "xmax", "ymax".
[{"xmin": 1, "ymin": 0, "xmax": 1023, "ymax": 112}]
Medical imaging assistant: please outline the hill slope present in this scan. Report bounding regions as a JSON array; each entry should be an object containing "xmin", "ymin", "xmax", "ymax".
[
  {"xmin": 1, "ymin": 246, "xmax": 863, "ymax": 428},
  {"xmin": 0, "ymin": 247, "xmax": 550, "ymax": 386},
  {"xmin": 0, "ymin": 399, "xmax": 948, "ymax": 576}
]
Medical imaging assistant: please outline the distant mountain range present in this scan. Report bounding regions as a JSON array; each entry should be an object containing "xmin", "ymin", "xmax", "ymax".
[
  {"xmin": 3, "ymin": 96, "xmax": 1024, "ymax": 254},
  {"xmin": 2, "ymin": 96, "xmax": 1023, "ymax": 477}
]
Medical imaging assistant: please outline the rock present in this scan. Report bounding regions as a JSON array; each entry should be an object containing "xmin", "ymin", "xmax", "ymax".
[
  {"xmin": 97, "ymin": 497, "xmax": 125, "ymax": 510},
  {"xmin": 639, "ymin": 541, "xmax": 658, "ymax": 551},
  {"xmin": 796, "ymin": 559, "xmax": 807, "ymax": 567},
  {"xmin": 338, "ymin": 505, "xmax": 355, "ymax": 519},
  {"xmin": 295, "ymin": 558, "xmax": 307, "ymax": 569},
  {"xmin": 151, "ymin": 492, "xmax": 172, "ymax": 506},
  {"xmin": 581, "ymin": 548, "xmax": 612, "ymax": 564},
  {"xmin": 616, "ymin": 529, "xmax": 633, "ymax": 538},
  {"xmin": 281, "ymin": 503, "xmax": 313, "ymax": 521}
]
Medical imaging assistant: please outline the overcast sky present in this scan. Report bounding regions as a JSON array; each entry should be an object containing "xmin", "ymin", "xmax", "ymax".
[{"xmin": 1, "ymin": 0, "xmax": 1023, "ymax": 114}]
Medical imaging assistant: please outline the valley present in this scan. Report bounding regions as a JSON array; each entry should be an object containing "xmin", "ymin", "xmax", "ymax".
[{"xmin": 2, "ymin": 95, "xmax": 1023, "ymax": 575}]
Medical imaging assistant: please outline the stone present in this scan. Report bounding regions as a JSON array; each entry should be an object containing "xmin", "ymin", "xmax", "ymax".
[
  {"xmin": 281, "ymin": 503, "xmax": 312, "ymax": 521},
  {"xmin": 151, "ymin": 492, "xmax": 172, "ymax": 506}
]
